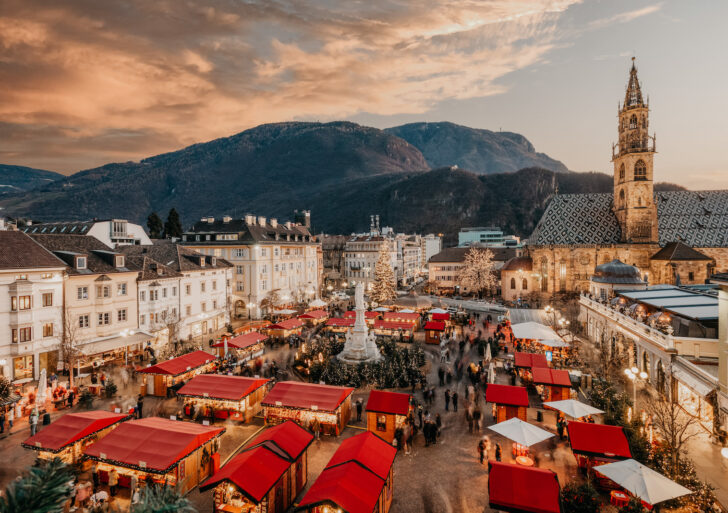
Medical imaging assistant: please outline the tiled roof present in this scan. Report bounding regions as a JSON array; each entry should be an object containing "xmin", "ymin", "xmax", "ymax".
[
  {"xmin": 184, "ymin": 218, "xmax": 312, "ymax": 245},
  {"xmin": 0, "ymin": 231, "xmax": 67, "ymax": 270},
  {"xmin": 23, "ymin": 220, "xmax": 96, "ymax": 235},
  {"xmin": 123, "ymin": 255, "xmax": 182, "ymax": 281},
  {"xmin": 29, "ymin": 234, "xmax": 131, "ymax": 275},
  {"xmin": 529, "ymin": 193, "xmax": 621, "ymax": 245},
  {"xmin": 655, "ymin": 190, "xmax": 728, "ymax": 246},
  {"xmin": 502, "ymin": 256, "xmax": 533, "ymax": 272},
  {"xmin": 119, "ymin": 241, "xmax": 231, "ymax": 272},
  {"xmin": 651, "ymin": 241, "xmax": 712, "ymax": 261}
]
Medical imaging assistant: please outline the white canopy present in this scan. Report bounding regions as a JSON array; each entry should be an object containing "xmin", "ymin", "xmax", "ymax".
[
  {"xmin": 372, "ymin": 306, "xmax": 390, "ymax": 312},
  {"xmin": 511, "ymin": 322, "xmax": 560, "ymax": 341},
  {"xmin": 275, "ymin": 308, "xmax": 297, "ymax": 315},
  {"xmin": 429, "ymin": 308, "xmax": 448, "ymax": 314},
  {"xmin": 543, "ymin": 400, "xmax": 604, "ymax": 419},
  {"xmin": 488, "ymin": 418, "xmax": 554, "ymax": 447},
  {"xmin": 399, "ymin": 308, "xmax": 415, "ymax": 313},
  {"xmin": 309, "ymin": 298, "xmax": 327, "ymax": 308},
  {"xmin": 594, "ymin": 459, "xmax": 692, "ymax": 506},
  {"xmin": 536, "ymin": 339, "xmax": 570, "ymax": 348}
]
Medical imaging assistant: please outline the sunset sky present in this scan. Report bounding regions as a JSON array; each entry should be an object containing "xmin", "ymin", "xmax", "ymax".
[{"xmin": 1, "ymin": 0, "xmax": 726, "ymax": 188}]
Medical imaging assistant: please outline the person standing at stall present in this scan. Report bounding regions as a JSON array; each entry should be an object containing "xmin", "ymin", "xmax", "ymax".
[
  {"xmin": 356, "ymin": 399, "xmax": 363, "ymax": 422},
  {"xmin": 311, "ymin": 417, "xmax": 321, "ymax": 440},
  {"xmin": 478, "ymin": 438, "xmax": 486, "ymax": 464},
  {"xmin": 108, "ymin": 468, "xmax": 118, "ymax": 497},
  {"xmin": 495, "ymin": 443, "xmax": 502, "ymax": 462},
  {"xmin": 136, "ymin": 394, "xmax": 144, "ymax": 419}
]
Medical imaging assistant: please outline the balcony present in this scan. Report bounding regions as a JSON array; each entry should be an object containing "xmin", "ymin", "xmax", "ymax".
[{"xmin": 611, "ymin": 137, "xmax": 656, "ymax": 159}]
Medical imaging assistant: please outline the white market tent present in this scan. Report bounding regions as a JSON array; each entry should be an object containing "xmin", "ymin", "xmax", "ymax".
[
  {"xmin": 275, "ymin": 308, "xmax": 297, "ymax": 315},
  {"xmin": 488, "ymin": 418, "xmax": 554, "ymax": 447},
  {"xmin": 309, "ymin": 298, "xmax": 327, "ymax": 308},
  {"xmin": 372, "ymin": 306, "xmax": 390, "ymax": 312},
  {"xmin": 543, "ymin": 399, "xmax": 604, "ymax": 419},
  {"xmin": 511, "ymin": 322, "xmax": 560, "ymax": 341},
  {"xmin": 537, "ymin": 339, "xmax": 570, "ymax": 348},
  {"xmin": 399, "ymin": 308, "xmax": 415, "ymax": 313},
  {"xmin": 594, "ymin": 459, "xmax": 692, "ymax": 506},
  {"xmin": 429, "ymin": 308, "xmax": 448, "ymax": 314}
]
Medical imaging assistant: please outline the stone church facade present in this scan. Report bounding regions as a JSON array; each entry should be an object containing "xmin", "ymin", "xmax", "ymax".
[{"xmin": 512, "ymin": 60, "xmax": 728, "ymax": 297}]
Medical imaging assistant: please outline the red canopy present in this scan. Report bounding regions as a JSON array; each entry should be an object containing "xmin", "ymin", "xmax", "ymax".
[
  {"xmin": 213, "ymin": 332, "xmax": 267, "ymax": 349},
  {"xmin": 431, "ymin": 312, "xmax": 451, "ymax": 321},
  {"xmin": 382, "ymin": 312, "xmax": 419, "ymax": 322},
  {"xmin": 372, "ymin": 319, "xmax": 415, "ymax": 331},
  {"xmin": 344, "ymin": 310, "xmax": 379, "ymax": 319},
  {"xmin": 514, "ymin": 352, "xmax": 549, "ymax": 369},
  {"xmin": 531, "ymin": 368, "xmax": 572, "ymax": 387},
  {"xmin": 325, "ymin": 431, "xmax": 396, "ymax": 480},
  {"xmin": 488, "ymin": 461, "xmax": 561, "ymax": 513},
  {"xmin": 84, "ymin": 417, "xmax": 224, "ymax": 472},
  {"xmin": 299, "ymin": 310, "xmax": 328, "ymax": 320},
  {"xmin": 23, "ymin": 411, "xmax": 130, "ymax": 452},
  {"xmin": 485, "ymin": 384, "xmax": 529, "ymax": 407},
  {"xmin": 424, "ymin": 321, "xmax": 446, "ymax": 331},
  {"xmin": 248, "ymin": 421, "xmax": 313, "ymax": 461},
  {"xmin": 325, "ymin": 318, "xmax": 354, "ymax": 328},
  {"xmin": 298, "ymin": 461, "xmax": 385, "ymax": 513},
  {"xmin": 266, "ymin": 318, "xmax": 303, "ymax": 330},
  {"xmin": 262, "ymin": 381, "xmax": 354, "ymax": 412},
  {"xmin": 366, "ymin": 390, "xmax": 411, "ymax": 416},
  {"xmin": 568, "ymin": 421, "xmax": 632, "ymax": 459},
  {"xmin": 137, "ymin": 350, "xmax": 215, "ymax": 376},
  {"xmin": 176, "ymin": 375, "xmax": 269, "ymax": 401}
]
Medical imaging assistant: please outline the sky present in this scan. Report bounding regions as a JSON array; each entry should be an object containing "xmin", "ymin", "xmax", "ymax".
[{"xmin": 0, "ymin": 0, "xmax": 726, "ymax": 188}]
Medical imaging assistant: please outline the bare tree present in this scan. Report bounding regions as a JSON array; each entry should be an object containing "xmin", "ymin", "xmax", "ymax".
[
  {"xmin": 260, "ymin": 289, "xmax": 281, "ymax": 316},
  {"xmin": 424, "ymin": 280, "xmax": 439, "ymax": 295},
  {"xmin": 59, "ymin": 308, "xmax": 81, "ymax": 388},
  {"xmin": 458, "ymin": 248, "xmax": 496, "ymax": 298}
]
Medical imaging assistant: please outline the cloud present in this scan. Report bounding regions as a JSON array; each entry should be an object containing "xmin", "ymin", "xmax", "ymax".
[
  {"xmin": 0, "ymin": 0, "xmax": 581, "ymax": 173},
  {"xmin": 588, "ymin": 3, "xmax": 663, "ymax": 29}
]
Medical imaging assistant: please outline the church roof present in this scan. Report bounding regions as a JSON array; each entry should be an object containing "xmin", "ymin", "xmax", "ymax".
[
  {"xmin": 529, "ymin": 190, "xmax": 728, "ymax": 248},
  {"xmin": 651, "ymin": 241, "xmax": 712, "ymax": 262}
]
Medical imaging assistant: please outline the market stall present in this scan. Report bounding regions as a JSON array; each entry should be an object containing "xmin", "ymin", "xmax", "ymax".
[
  {"xmin": 371, "ymin": 320, "xmax": 415, "ymax": 340},
  {"xmin": 298, "ymin": 310, "xmax": 329, "ymax": 326},
  {"xmin": 324, "ymin": 318, "xmax": 354, "ymax": 333},
  {"xmin": 22, "ymin": 410, "xmax": 131, "ymax": 464},
  {"xmin": 488, "ymin": 461, "xmax": 561, "ymax": 513},
  {"xmin": 262, "ymin": 381, "xmax": 354, "ymax": 436},
  {"xmin": 343, "ymin": 310, "xmax": 379, "ymax": 326},
  {"xmin": 212, "ymin": 332, "xmax": 267, "ymax": 361},
  {"xmin": 365, "ymin": 390, "xmax": 411, "ymax": 443},
  {"xmin": 200, "ymin": 421, "xmax": 314, "ymax": 513},
  {"xmin": 381, "ymin": 311, "xmax": 420, "ymax": 329},
  {"xmin": 431, "ymin": 312, "xmax": 451, "ymax": 324},
  {"xmin": 531, "ymin": 368, "xmax": 573, "ymax": 402},
  {"xmin": 424, "ymin": 321, "xmax": 446, "ymax": 344},
  {"xmin": 485, "ymin": 384, "xmax": 529, "ymax": 422},
  {"xmin": 514, "ymin": 352, "xmax": 549, "ymax": 383},
  {"xmin": 137, "ymin": 350, "xmax": 217, "ymax": 397},
  {"xmin": 84, "ymin": 417, "xmax": 225, "ymax": 495},
  {"xmin": 568, "ymin": 421, "xmax": 632, "ymax": 487},
  {"xmin": 233, "ymin": 321, "xmax": 269, "ymax": 335},
  {"xmin": 265, "ymin": 318, "xmax": 304, "ymax": 338},
  {"xmin": 297, "ymin": 431, "xmax": 397, "ymax": 513},
  {"xmin": 177, "ymin": 375, "xmax": 270, "ymax": 423}
]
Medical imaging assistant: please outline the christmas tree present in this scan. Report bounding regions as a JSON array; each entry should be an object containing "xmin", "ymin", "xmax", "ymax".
[
  {"xmin": 459, "ymin": 248, "xmax": 496, "ymax": 298},
  {"xmin": 370, "ymin": 240, "xmax": 397, "ymax": 304}
]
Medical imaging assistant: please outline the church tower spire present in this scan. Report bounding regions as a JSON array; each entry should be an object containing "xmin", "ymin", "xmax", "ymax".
[{"xmin": 612, "ymin": 58, "xmax": 658, "ymax": 243}]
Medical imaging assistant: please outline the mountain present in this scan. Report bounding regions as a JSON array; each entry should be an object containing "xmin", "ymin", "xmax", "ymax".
[
  {"xmin": 0, "ymin": 165, "xmax": 63, "ymax": 195},
  {"xmin": 385, "ymin": 122, "xmax": 568, "ymax": 174}
]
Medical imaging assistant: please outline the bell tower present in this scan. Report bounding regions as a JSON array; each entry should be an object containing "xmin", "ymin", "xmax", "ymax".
[{"xmin": 612, "ymin": 58, "xmax": 658, "ymax": 243}]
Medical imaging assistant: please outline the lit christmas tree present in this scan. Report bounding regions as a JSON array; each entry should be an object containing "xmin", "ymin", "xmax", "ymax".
[
  {"xmin": 459, "ymin": 248, "xmax": 496, "ymax": 298},
  {"xmin": 370, "ymin": 240, "xmax": 397, "ymax": 304}
]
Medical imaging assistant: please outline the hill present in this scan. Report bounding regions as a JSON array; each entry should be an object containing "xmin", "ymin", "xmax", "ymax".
[
  {"xmin": 0, "ymin": 165, "xmax": 63, "ymax": 195},
  {"xmin": 385, "ymin": 122, "xmax": 568, "ymax": 174}
]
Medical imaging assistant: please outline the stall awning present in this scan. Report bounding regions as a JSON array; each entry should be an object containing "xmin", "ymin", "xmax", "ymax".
[
  {"xmin": 366, "ymin": 390, "xmax": 411, "ymax": 416},
  {"xmin": 298, "ymin": 310, "xmax": 329, "ymax": 320},
  {"xmin": 80, "ymin": 332, "xmax": 152, "ymax": 356},
  {"xmin": 343, "ymin": 310, "xmax": 379, "ymax": 319},
  {"xmin": 262, "ymin": 381, "xmax": 354, "ymax": 412},
  {"xmin": 372, "ymin": 320, "xmax": 414, "ymax": 331},
  {"xmin": 511, "ymin": 322, "xmax": 559, "ymax": 341},
  {"xmin": 247, "ymin": 421, "xmax": 314, "ymax": 462},
  {"xmin": 176, "ymin": 375, "xmax": 269, "ymax": 401},
  {"xmin": 424, "ymin": 321, "xmax": 446, "ymax": 331},
  {"xmin": 325, "ymin": 432, "xmax": 396, "ymax": 480},
  {"xmin": 485, "ymin": 384, "xmax": 529, "ymax": 407},
  {"xmin": 84, "ymin": 417, "xmax": 224, "ymax": 473},
  {"xmin": 431, "ymin": 312, "xmax": 451, "ymax": 321},
  {"xmin": 488, "ymin": 462, "xmax": 561, "ymax": 513},
  {"xmin": 266, "ymin": 318, "xmax": 303, "ymax": 331},
  {"xmin": 23, "ymin": 411, "xmax": 130, "ymax": 452},
  {"xmin": 514, "ymin": 352, "xmax": 549, "ymax": 369},
  {"xmin": 137, "ymin": 350, "xmax": 216, "ymax": 376},
  {"xmin": 671, "ymin": 365, "xmax": 715, "ymax": 397},
  {"xmin": 568, "ymin": 421, "xmax": 631, "ymax": 459},
  {"xmin": 298, "ymin": 461, "xmax": 384, "ymax": 513},
  {"xmin": 213, "ymin": 332, "xmax": 267, "ymax": 349},
  {"xmin": 382, "ymin": 312, "xmax": 419, "ymax": 322},
  {"xmin": 531, "ymin": 368, "xmax": 572, "ymax": 387},
  {"xmin": 325, "ymin": 318, "xmax": 354, "ymax": 328}
]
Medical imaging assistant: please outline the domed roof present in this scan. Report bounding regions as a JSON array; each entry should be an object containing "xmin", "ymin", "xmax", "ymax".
[
  {"xmin": 393, "ymin": 292, "xmax": 432, "ymax": 309},
  {"xmin": 591, "ymin": 259, "xmax": 645, "ymax": 284}
]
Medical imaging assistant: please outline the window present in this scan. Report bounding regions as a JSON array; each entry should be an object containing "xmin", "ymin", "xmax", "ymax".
[
  {"xmin": 40, "ymin": 273, "xmax": 53, "ymax": 279},
  {"xmin": 43, "ymin": 323, "xmax": 54, "ymax": 337},
  {"xmin": 559, "ymin": 262, "xmax": 567, "ymax": 292},
  {"xmin": 212, "ymin": 281, "xmax": 217, "ymax": 291},
  {"xmin": 232, "ymin": 249, "xmax": 245, "ymax": 258},
  {"xmin": 510, "ymin": 278, "xmax": 516, "ymax": 290},
  {"xmin": 118, "ymin": 309, "xmax": 127, "ymax": 322},
  {"xmin": 201, "ymin": 282, "xmax": 206, "ymax": 293},
  {"xmin": 540, "ymin": 259, "xmax": 548, "ymax": 292},
  {"xmin": 522, "ymin": 278, "xmax": 528, "ymax": 290},
  {"xmin": 186, "ymin": 305, "xmax": 192, "ymax": 316},
  {"xmin": 171, "ymin": 308, "xmax": 177, "ymax": 319},
  {"xmin": 150, "ymin": 290, "xmax": 158, "ymax": 301},
  {"xmin": 11, "ymin": 295, "xmax": 31, "ymax": 311},
  {"xmin": 115, "ymin": 255, "xmax": 125, "ymax": 268},
  {"xmin": 261, "ymin": 280, "xmax": 268, "ymax": 291},
  {"xmin": 78, "ymin": 315, "xmax": 90, "ymax": 328},
  {"xmin": 76, "ymin": 256, "xmax": 87, "ymax": 269},
  {"xmin": 185, "ymin": 284, "xmax": 191, "ymax": 295},
  {"xmin": 376, "ymin": 415, "xmax": 387, "ymax": 431},
  {"xmin": 274, "ymin": 264, "xmax": 279, "ymax": 272},
  {"xmin": 619, "ymin": 164, "xmax": 625, "ymax": 181},
  {"xmin": 236, "ymin": 265, "xmax": 244, "ymax": 275},
  {"xmin": 12, "ymin": 327, "xmax": 32, "ymax": 343},
  {"xmin": 140, "ymin": 290, "xmax": 146, "ymax": 301},
  {"xmin": 619, "ymin": 189, "xmax": 625, "ymax": 207},
  {"xmin": 117, "ymin": 283, "xmax": 127, "ymax": 296},
  {"xmin": 261, "ymin": 248, "xmax": 267, "ymax": 257},
  {"xmin": 212, "ymin": 300, "xmax": 217, "ymax": 309},
  {"xmin": 629, "ymin": 114, "xmax": 638, "ymax": 129},
  {"xmin": 261, "ymin": 265, "xmax": 267, "ymax": 274},
  {"xmin": 172, "ymin": 286, "xmax": 177, "ymax": 296},
  {"xmin": 201, "ymin": 302, "xmax": 207, "ymax": 312},
  {"xmin": 140, "ymin": 314, "xmax": 146, "ymax": 325},
  {"xmin": 42, "ymin": 293, "xmax": 53, "ymax": 307},
  {"xmin": 98, "ymin": 312, "xmax": 111, "ymax": 325},
  {"xmin": 688, "ymin": 272, "xmax": 694, "ymax": 281},
  {"xmin": 634, "ymin": 160, "xmax": 647, "ymax": 180},
  {"xmin": 236, "ymin": 281, "xmax": 244, "ymax": 292},
  {"xmin": 96, "ymin": 285, "xmax": 110, "ymax": 298},
  {"xmin": 162, "ymin": 288, "xmax": 167, "ymax": 298},
  {"xmin": 274, "ymin": 247, "xmax": 279, "ymax": 256}
]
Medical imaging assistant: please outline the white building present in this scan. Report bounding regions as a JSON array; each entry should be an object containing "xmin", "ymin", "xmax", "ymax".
[
  {"xmin": 0, "ymin": 231, "xmax": 66, "ymax": 380},
  {"xmin": 24, "ymin": 219, "xmax": 152, "ymax": 248},
  {"xmin": 344, "ymin": 235, "xmax": 399, "ymax": 290},
  {"xmin": 458, "ymin": 226, "xmax": 521, "ymax": 248},
  {"xmin": 421, "ymin": 234, "xmax": 442, "ymax": 271}
]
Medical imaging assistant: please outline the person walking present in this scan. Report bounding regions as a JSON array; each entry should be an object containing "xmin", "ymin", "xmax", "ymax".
[
  {"xmin": 473, "ymin": 408, "xmax": 481, "ymax": 433},
  {"xmin": 495, "ymin": 443, "xmax": 502, "ymax": 462},
  {"xmin": 556, "ymin": 418, "xmax": 564, "ymax": 441},
  {"xmin": 356, "ymin": 399, "xmax": 363, "ymax": 422},
  {"xmin": 29, "ymin": 409, "xmax": 39, "ymax": 436},
  {"xmin": 7, "ymin": 407, "xmax": 13, "ymax": 432},
  {"xmin": 311, "ymin": 417, "xmax": 321, "ymax": 440},
  {"xmin": 0, "ymin": 409, "xmax": 5, "ymax": 435},
  {"xmin": 452, "ymin": 391, "xmax": 459, "ymax": 412},
  {"xmin": 438, "ymin": 367, "xmax": 445, "ymax": 386},
  {"xmin": 91, "ymin": 462, "xmax": 99, "ymax": 490},
  {"xmin": 136, "ymin": 394, "xmax": 144, "ymax": 419},
  {"xmin": 67, "ymin": 389, "xmax": 75, "ymax": 408},
  {"xmin": 478, "ymin": 438, "xmax": 486, "ymax": 464},
  {"xmin": 444, "ymin": 389, "xmax": 451, "ymax": 411},
  {"xmin": 108, "ymin": 468, "xmax": 118, "ymax": 497}
]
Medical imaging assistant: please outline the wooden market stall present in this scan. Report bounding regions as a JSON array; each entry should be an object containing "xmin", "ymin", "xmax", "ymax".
[
  {"xmin": 371, "ymin": 320, "xmax": 415, "ymax": 341},
  {"xmin": 84, "ymin": 417, "xmax": 225, "ymax": 495},
  {"xmin": 381, "ymin": 311, "xmax": 420, "ymax": 330},
  {"xmin": 485, "ymin": 384, "xmax": 529, "ymax": 423},
  {"xmin": 344, "ymin": 310, "xmax": 379, "ymax": 325},
  {"xmin": 365, "ymin": 390, "xmax": 412, "ymax": 443},
  {"xmin": 531, "ymin": 368, "xmax": 573, "ymax": 402},
  {"xmin": 177, "ymin": 375, "xmax": 270, "ymax": 423},
  {"xmin": 212, "ymin": 332, "xmax": 267, "ymax": 361},
  {"xmin": 266, "ymin": 318, "xmax": 304, "ymax": 338},
  {"xmin": 262, "ymin": 381, "xmax": 354, "ymax": 436},
  {"xmin": 298, "ymin": 310, "xmax": 329, "ymax": 326},
  {"xmin": 137, "ymin": 350, "xmax": 217, "ymax": 397},
  {"xmin": 297, "ymin": 431, "xmax": 397, "ymax": 513},
  {"xmin": 431, "ymin": 312, "xmax": 451, "ymax": 324},
  {"xmin": 424, "ymin": 321, "xmax": 446, "ymax": 344},
  {"xmin": 200, "ymin": 421, "xmax": 314, "ymax": 513},
  {"xmin": 233, "ymin": 321, "xmax": 269, "ymax": 335},
  {"xmin": 514, "ymin": 352, "xmax": 549, "ymax": 383},
  {"xmin": 324, "ymin": 318, "xmax": 354, "ymax": 333},
  {"xmin": 22, "ymin": 410, "xmax": 131, "ymax": 464},
  {"xmin": 488, "ymin": 461, "xmax": 561, "ymax": 513},
  {"xmin": 568, "ymin": 421, "xmax": 632, "ymax": 487}
]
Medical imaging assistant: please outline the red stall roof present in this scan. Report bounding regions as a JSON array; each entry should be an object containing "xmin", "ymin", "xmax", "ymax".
[
  {"xmin": 485, "ymin": 384, "xmax": 529, "ymax": 407},
  {"xmin": 372, "ymin": 319, "xmax": 415, "ymax": 331},
  {"xmin": 568, "ymin": 421, "xmax": 632, "ymax": 459},
  {"xmin": 262, "ymin": 381, "xmax": 354, "ymax": 412},
  {"xmin": 248, "ymin": 421, "xmax": 313, "ymax": 462},
  {"xmin": 366, "ymin": 390, "xmax": 411, "ymax": 416},
  {"xmin": 531, "ymin": 368, "xmax": 572, "ymax": 387},
  {"xmin": 176, "ymin": 375, "xmax": 269, "ymax": 401},
  {"xmin": 298, "ymin": 461, "xmax": 385, "ymax": 513},
  {"xmin": 488, "ymin": 461, "xmax": 561, "ymax": 513},
  {"xmin": 137, "ymin": 350, "xmax": 215, "ymax": 376},
  {"xmin": 23, "ymin": 411, "xmax": 130, "ymax": 452},
  {"xmin": 326, "ymin": 318, "xmax": 355, "ymax": 328},
  {"xmin": 431, "ymin": 312, "xmax": 451, "ymax": 321},
  {"xmin": 266, "ymin": 318, "xmax": 303, "ymax": 331},
  {"xmin": 514, "ymin": 352, "xmax": 549, "ymax": 369},
  {"xmin": 325, "ymin": 431, "xmax": 396, "ymax": 480},
  {"xmin": 424, "ymin": 321, "xmax": 446, "ymax": 331},
  {"xmin": 382, "ymin": 312, "xmax": 419, "ymax": 322},
  {"xmin": 299, "ymin": 310, "xmax": 329, "ymax": 320},
  {"xmin": 213, "ymin": 332, "xmax": 267, "ymax": 349},
  {"xmin": 84, "ymin": 417, "xmax": 224, "ymax": 473},
  {"xmin": 343, "ymin": 310, "xmax": 379, "ymax": 319}
]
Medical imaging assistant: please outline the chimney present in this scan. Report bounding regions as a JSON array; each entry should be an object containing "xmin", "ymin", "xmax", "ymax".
[
  {"xmin": 207, "ymin": 217, "xmax": 215, "ymax": 224},
  {"xmin": 222, "ymin": 215, "xmax": 232, "ymax": 223},
  {"xmin": 270, "ymin": 218, "xmax": 278, "ymax": 228},
  {"xmin": 245, "ymin": 214, "xmax": 255, "ymax": 225},
  {"xmin": 285, "ymin": 221, "xmax": 292, "ymax": 229},
  {"xmin": 258, "ymin": 216, "xmax": 266, "ymax": 226}
]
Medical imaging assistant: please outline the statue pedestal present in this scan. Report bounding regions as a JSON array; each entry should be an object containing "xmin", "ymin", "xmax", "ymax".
[{"xmin": 337, "ymin": 283, "xmax": 381, "ymax": 364}]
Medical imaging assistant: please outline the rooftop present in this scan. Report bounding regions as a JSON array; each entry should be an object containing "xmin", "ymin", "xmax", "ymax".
[{"xmin": 0, "ymin": 231, "xmax": 66, "ymax": 270}]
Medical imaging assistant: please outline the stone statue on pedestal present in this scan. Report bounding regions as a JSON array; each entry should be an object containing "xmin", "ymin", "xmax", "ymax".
[{"xmin": 338, "ymin": 282, "xmax": 381, "ymax": 364}]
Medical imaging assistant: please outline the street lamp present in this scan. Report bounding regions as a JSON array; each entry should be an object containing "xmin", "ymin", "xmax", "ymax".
[{"xmin": 624, "ymin": 367, "xmax": 648, "ymax": 422}]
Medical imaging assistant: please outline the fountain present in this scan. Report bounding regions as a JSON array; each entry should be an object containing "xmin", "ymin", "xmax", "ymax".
[{"xmin": 337, "ymin": 282, "xmax": 381, "ymax": 364}]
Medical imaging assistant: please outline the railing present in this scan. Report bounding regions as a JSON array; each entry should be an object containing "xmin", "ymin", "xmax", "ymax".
[{"xmin": 612, "ymin": 139, "xmax": 656, "ymax": 159}]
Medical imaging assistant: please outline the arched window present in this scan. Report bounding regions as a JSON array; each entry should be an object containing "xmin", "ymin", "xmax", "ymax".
[
  {"xmin": 522, "ymin": 278, "xmax": 528, "ymax": 290},
  {"xmin": 619, "ymin": 189, "xmax": 625, "ymax": 207},
  {"xmin": 619, "ymin": 164, "xmax": 625, "ymax": 181},
  {"xmin": 629, "ymin": 114, "xmax": 638, "ymax": 129},
  {"xmin": 510, "ymin": 277, "xmax": 516, "ymax": 289},
  {"xmin": 634, "ymin": 160, "xmax": 647, "ymax": 180},
  {"xmin": 540, "ymin": 258, "xmax": 548, "ymax": 292}
]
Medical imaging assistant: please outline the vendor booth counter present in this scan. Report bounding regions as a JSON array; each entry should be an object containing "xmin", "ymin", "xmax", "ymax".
[
  {"xmin": 265, "ymin": 318, "xmax": 304, "ymax": 338},
  {"xmin": 177, "ymin": 374, "xmax": 270, "ymax": 423},
  {"xmin": 365, "ymin": 390, "xmax": 411, "ymax": 443},
  {"xmin": 531, "ymin": 368, "xmax": 572, "ymax": 402},
  {"xmin": 298, "ymin": 310, "xmax": 329, "ymax": 326},
  {"xmin": 423, "ymin": 321, "xmax": 446, "ymax": 344},
  {"xmin": 485, "ymin": 384, "xmax": 529, "ymax": 423},
  {"xmin": 137, "ymin": 350, "xmax": 217, "ymax": 397},
  {"xmin": 213, "ymin": 332, "xmax": 267, "ymax": 362}
]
